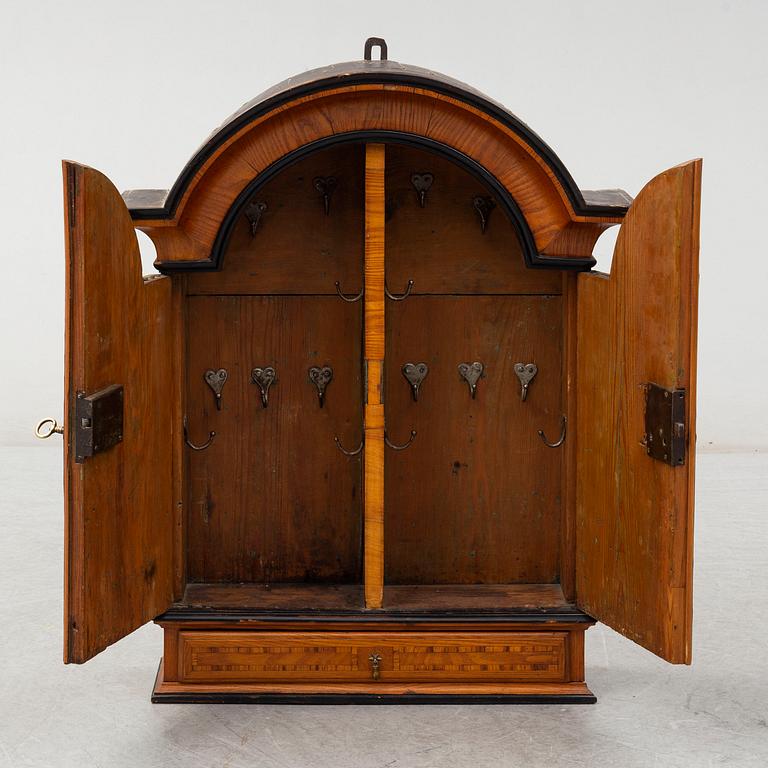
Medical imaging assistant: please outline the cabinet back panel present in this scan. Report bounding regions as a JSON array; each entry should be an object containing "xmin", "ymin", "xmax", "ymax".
[
  {"xmin": 385, "ymin": 296, "xmax": 563, "ymax": 584},
  {"xmin": 186, "ymin": 144, "xmax": 364, "ymax": 295},
  {"xmin": 186, "ymin": 295, "xmax": 363, "ymax": 583},
  {"xmin": 384, "ymin": 144, "xmax": 561, "ymax": 295}
]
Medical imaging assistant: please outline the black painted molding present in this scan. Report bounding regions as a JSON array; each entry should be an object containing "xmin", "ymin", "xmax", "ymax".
[{"xmin": 124, "ymin": 58, "xmax": 631, "ymax": 223}]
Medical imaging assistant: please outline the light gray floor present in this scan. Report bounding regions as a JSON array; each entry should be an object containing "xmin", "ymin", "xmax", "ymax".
[{"xmin": 0, "ymin": 448, "xmax": 766, "ymax": 767}]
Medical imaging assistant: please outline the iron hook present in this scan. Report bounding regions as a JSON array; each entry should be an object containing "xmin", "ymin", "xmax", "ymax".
[
  {"xmin": 384, "ymin": 429, "xmax": 417, "ymax": 451},
  {"xmin": 458, "ymin": 362, "xmax": 484, "ymax": 399},
  {"xmin": 410, "ymin": 173, "xmax": 433, "ymax": 207},
  {"xmin": 334, "ymin": 435, "xmax": 364, "ymax": 456},
  {"xmin": 538, "ymin": 415, "xmax": 567, "ymax": 448},
  {"xmin": 473, "ymin": 195, "xmax": 495, "ymax": 234},
  {"xmin": 251, "ymin": 366, "xmax": 276, "ymax": 408},
  {"xmin": 402, "ymin": 362, "xmax": 429, "ymax": 402},
  {"xmin": 244, "ymin": 201, "xmax": 267, "ymax": 235},
  {"xmin": 335, "ymin": 281, "xmax": 364, "ymax": 303},
  {"xmin": 309, "ymin": 366, "xmax": 333, "ymax": 408},
  {"xmin": 183, "ymin": 416, "xmax": 216, "ymax": 451},
  {"xmin": 514, "ymin": 362, "xmax": 538, "ymax": 402},
  {"xmin": 314, "ymin": 176, "xmax": 337, "ymax": 216},
  {"xmin": 204, "ymin": 368, "xmax": 228, "ymax": 411},
  {"xmin": 385, "ymin": 279, "xmax": 414, "ymax": 301}
]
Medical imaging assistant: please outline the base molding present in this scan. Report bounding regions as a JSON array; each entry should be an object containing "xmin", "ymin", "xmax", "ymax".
[{"xmin": 152, "ymin": 661, "xmax": 596, "ymax": 704}]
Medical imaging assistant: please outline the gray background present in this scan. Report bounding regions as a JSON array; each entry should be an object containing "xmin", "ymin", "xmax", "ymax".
[{"xmin": 1, "ymin": 0, "xmax": 767, "ymax": 449}]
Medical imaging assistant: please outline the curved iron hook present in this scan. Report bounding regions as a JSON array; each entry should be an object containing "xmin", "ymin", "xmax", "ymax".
[
  {"xmin": 334, "ymin": 435, "xmax": 364, "ymax": 456},
  {"xmin": 335, "ymin": 281, "xmax": 364, "ymax": 303},
  {"xmin": 183, "ymin": 416, "xmax": 216, "ymax": 451},
  {"xmin": 384, "ymin": 429, "xmax": 417, "ymax": 451},
  {"xmin": 385, "ymin": 279, "xmax": 414, "ymax": 301},
  {"xmin": 538, "ymin": 416, "xmax": 567, "ymax": 448}
]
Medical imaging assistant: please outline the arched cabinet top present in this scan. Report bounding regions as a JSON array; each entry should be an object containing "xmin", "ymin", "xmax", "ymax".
[{"xmin": 124, "ymin": 47, "xmax": 632, "ymax": 270}]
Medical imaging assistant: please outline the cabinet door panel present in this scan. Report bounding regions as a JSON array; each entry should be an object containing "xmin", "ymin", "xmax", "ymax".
[
  {"xmin": 575, "ymin": 160, "xmax": 701, "ymax": 664},
  {"xmin": 64, "ymin": 162, "xmax": 178, "ymax": 663},
  {"xmin": 385, "ymin": 296, "xmax": 563, "ymax": 584},
  {"xmin": 185, "ymin": 296, "xmax": 363, "ymax": 583}
]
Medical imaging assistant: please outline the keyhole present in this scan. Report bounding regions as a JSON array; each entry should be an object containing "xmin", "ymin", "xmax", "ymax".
[{"xmin": 368, "ymin": 652, "xmax": 382, "ymax": 680}]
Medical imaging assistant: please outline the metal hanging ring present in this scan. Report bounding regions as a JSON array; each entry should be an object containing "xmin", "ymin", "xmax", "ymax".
[
  {"xmin": 384, "ymin": 429, "xmax": 417, "ymax": 451},
  {"xmin": 364, "ymin": 37, "xmax": 388, "ymax": 61},
  {"xmin": 538, "ymin": 416, "xmax": 567, "ymax": 448},
  {"xmin": 335, "ymin": 281, "xmax": 364, "ymax": 303},
  {"xmin": 334, "ymin": 436, "xmax": 364, "ymax": 456},
  {"xmin": 183, "ymin": 417, "xmax": 216, "ymax": 451},
  {"xmin": 35, "ymin": 418, "xmax": 64, "ymax": 439},
  {"xmin": 385, "ymin": 280, "xmax": 414, "ymax": 301}
]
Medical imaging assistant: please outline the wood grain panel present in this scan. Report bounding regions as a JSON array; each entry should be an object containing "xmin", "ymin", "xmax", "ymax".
[
  {"xmin": 186, "ymin": 144, "xmax": 364, "ymax": 295},
  {"xmin": 185, "ymin": 296, "xmax": 363, "ymax": 583},
  {"xmin": 575, "ymin": 160, "xmax": 701, "ymax": 664},
  {"xmin": 364, "ymin": 143, "xmax": 386, "ymax": 608},
  {"xmin": 385, "ymin": 144, "xmax": 561, "ymax": 294},
  {"xmin": 178, "ymin": 631, "xmax": 566, "ymax": 683},
  {"xmin": 385, "ymin": 296, "xmax": 563, "ymax": 584},
  {"xmin": 63, "ymin": 162, "xmax": 177, "ymax": 663}
]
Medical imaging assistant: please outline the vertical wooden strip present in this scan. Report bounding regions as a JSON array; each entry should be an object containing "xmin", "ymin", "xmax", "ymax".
[
  {"xmin": 567, "ymin": 629, "xmax": 586, "ymax": 681},
  {"xmin": 162, "ymin": 625, "xmax": 180, "ymax": 682},
  {"xmin": 63, "ymin": 162, "xmax": 83, "ymax": 663},
  {"xmin": 172, "ymin": 275, "xmax": 186, "ymax": 600},
  {"xmin": 683, "ymin": 160, "xmax": 701, "ymax": 660},
  {"xmin": 364, "ymin": 143, "xmax": 385, "ymax": 608},
  {"xmin": 560, "ymin": 271, "xmax": 578, "ymax": 601}
]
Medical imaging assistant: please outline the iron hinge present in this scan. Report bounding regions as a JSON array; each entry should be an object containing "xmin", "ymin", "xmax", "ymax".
[
  {"xmin": 74, "ymin": 384, "xmax": 124, "ymax": 463},
  {"xmin": 644, "ymin": 383, "xmax": 686, "ymax": 466}
]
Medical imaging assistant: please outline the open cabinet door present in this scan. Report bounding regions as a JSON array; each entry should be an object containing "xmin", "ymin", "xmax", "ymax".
[
  {"xmin": 575, "ymin": 160, "xmax": 701, "ymax": 664},
  {"xmin": 63, "ymin": 162, "xmax": 179, "ymax": 663}
]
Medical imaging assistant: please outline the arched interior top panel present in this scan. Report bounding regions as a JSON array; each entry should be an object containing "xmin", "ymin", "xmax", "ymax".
[
  {"xmin": 182, "ymin": 139, "xmax": 569, "ymax": 297},
  {"xmin": 183, "ymin": 132, "xmax": 586, "ymax": 274}
]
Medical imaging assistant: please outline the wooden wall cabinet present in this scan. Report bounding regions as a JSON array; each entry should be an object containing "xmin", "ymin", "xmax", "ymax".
[{"xmin": 56, "ymin": 40, "xmax": 700, "ymax": 704}]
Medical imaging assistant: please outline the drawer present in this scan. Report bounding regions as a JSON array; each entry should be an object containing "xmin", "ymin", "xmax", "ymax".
[{"xmin": 178, "ymin": 631, "xmax": 567, "ymax": 684}]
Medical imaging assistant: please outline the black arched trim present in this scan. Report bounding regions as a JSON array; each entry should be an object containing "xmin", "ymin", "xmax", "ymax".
[
  {"xmin": 155, "ymin": 131, "xmax": 596, "ymax": 273},
  {"xmin": 127, "ymin": 61, "xmax": 630, "ymax": 223}
]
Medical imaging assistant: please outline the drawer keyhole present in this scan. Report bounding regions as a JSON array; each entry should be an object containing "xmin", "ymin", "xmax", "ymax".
[{"xmin": 368, "ymin": 652, "xmax": 382, "ymax": 681}]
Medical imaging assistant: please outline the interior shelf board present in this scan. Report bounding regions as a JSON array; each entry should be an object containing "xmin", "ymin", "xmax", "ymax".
[
  {"xmin": 382, "ymin": 584, "xmax": 572, "ymax": 612},
  {"xmin": 180, "ymin": 583, "xmax": 363, "ymax": 612},
  {"xmin": 175, "ymin": 582, "xmax": 574, "ymax": 614}
]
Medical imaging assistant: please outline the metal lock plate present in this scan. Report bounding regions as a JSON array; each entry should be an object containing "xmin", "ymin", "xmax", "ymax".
[
  {"xmin": 644, "ymin": 383, "xmax": 686, "ymax": 466},
  {"xmin": 74, "ymin": 384, "xmax": 124, "ymax": 463}
]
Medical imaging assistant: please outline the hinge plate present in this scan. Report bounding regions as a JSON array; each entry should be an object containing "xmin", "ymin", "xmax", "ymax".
[
  {"xmin": 74, "ymin": 384, "xmax": 124, "ymax": 463},
  {"xmin": 644, "ymin": 383, "xmax": 686, "ymax": 466}
]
